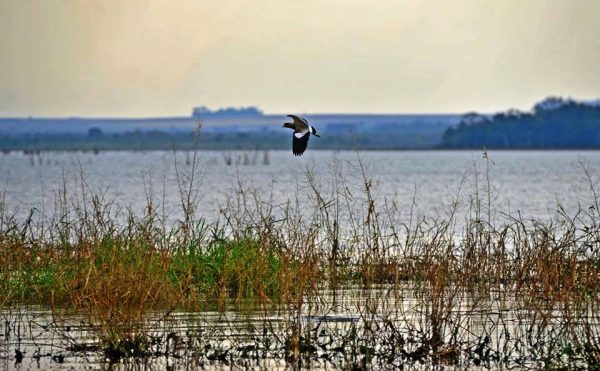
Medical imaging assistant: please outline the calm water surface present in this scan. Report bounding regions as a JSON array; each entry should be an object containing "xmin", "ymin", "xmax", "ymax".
[{"xmin": 1, "ymin": 150, "xmax": 598, "ymax": 224}]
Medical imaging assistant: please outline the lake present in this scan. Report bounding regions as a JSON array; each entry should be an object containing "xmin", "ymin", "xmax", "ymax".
[{"xmin": 1, "ymin": 150, "xmax": 599, "ymax": 225}]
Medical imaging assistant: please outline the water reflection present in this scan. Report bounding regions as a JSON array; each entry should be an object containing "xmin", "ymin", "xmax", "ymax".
[{"xmin": 2, "ymin": 285, "xmax": 598, "ymax": 369}]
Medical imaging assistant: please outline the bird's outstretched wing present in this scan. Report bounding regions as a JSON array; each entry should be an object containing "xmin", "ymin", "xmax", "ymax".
[
  {"xmin": 287, "ymin": 114, "xmax": 309, "ymax": 131},
  {"xmin": 292, "ymin": 131, "xmax": 310, "ymax": 156}
]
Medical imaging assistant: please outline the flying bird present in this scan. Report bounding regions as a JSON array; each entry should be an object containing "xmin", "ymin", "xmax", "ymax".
[{"xmin": 282, "ymin": 114, "xmax": 320, "ymax": 156}]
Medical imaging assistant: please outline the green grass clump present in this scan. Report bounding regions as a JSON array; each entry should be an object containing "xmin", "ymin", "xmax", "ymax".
[
  {"xmin": 0, "ymin": 224, "xmax": 299, "ymax": 311},
  {"xmin": 169, "ymin": 237, "xmax": 287, "ymax": 309}
]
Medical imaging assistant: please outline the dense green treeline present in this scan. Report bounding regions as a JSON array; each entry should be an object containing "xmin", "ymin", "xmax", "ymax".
[{"xmin": 441, "ymin": 97, "xmax": 600, "ymax": 149}]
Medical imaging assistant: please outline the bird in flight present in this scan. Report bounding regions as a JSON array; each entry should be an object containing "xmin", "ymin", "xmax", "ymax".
[{"xmin": 282, "ymin": 114, "xmax": 320, "ymax": 156}]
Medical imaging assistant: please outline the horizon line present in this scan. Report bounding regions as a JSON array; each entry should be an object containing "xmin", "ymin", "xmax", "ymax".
[{"xmin": 0, "ymin": 111, "xmax": 479, "ymax": 121}]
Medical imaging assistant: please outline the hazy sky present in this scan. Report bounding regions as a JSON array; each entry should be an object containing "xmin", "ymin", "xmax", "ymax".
[{"xmin": 1, "ymin": 0, "xmax": 599, "ymax": 116}]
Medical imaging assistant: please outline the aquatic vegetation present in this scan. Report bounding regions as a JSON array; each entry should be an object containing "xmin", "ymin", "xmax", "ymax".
[{"xmin": 1, "ymin": 153, "xmax": 599, "ymax": 368}]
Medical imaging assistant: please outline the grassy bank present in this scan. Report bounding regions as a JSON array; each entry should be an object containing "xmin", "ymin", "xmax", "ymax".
[{"xmin": 1, "ymin": 153, "xmax": 599, "ymax": 368}]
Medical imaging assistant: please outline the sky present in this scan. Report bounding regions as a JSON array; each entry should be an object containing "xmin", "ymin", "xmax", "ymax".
[{"xmin": 1, "ymin": 0, "xmax": 599, "ymax": 117}]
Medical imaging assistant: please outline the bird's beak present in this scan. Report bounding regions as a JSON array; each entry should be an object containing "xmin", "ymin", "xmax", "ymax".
[{"xmin": 314, "ymin": 133, "xmax": 321, "ymax": 138}]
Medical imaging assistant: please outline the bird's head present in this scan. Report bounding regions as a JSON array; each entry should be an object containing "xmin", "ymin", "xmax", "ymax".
[{"xmin": 310, "ymin": 126, "xmax": 321, "ymax": 137}]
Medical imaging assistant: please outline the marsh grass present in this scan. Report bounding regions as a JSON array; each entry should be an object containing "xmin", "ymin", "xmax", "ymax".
[{"xmin": 1, "ymin": 151, "xmax": 600, "ymax": 368}]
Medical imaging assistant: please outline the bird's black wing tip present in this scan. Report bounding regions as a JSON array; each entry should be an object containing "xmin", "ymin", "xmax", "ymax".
[{"xmin": 292, "ymin": 130, "xmax": 309, "ymax": 156}]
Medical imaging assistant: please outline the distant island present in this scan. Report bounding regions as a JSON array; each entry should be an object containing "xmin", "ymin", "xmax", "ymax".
[
  {"xmin": 441, "ymin": 97, "xmax": 600, "ymax": 149},
  {"xmin": 1, "ymin": 97, "xmax": 600, "ymax": 151},
  {"xmin": 191, "ymin": 106, "xmax": 263, "ymax": 118}
]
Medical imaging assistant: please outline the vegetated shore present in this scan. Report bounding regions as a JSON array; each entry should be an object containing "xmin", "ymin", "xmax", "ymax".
[{"xmin": 1, "ymin": 153, "xmax": 600, "ymax": 369}]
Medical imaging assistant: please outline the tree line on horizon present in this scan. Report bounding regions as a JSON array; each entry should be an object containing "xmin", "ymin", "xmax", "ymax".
[{"xmin": 441, "ymin": 97, "xmax": 600, "ymax": 149}]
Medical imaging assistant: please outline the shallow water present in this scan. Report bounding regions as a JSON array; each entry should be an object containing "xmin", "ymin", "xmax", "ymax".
[
  {"xmin": 1, "ymin": 150, "xmax": 599, "ymax": 226},
  {"xmin": 2, "ymin": 286, "xmax": 596, "ymax": 369}
]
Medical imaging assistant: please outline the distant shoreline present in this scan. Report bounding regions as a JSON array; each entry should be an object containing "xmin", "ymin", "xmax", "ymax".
[
  {"xmin": 3, "ymin": 97, "xmax": 600, "ymax": 150},
  {"xmin": 5, "ymin": 148, "xmax": 600, "ymax": 155}
]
